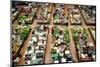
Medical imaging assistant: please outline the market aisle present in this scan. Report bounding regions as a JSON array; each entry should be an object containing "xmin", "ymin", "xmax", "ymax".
[
  {"xmin": 44, "ymin": 26, "xmax": 53, "ymax": 64},
  {"xmin": 68, "ymin": 26, "xmax": 78, "ymax": 62},
  {"xmin": 65, "ymin": 4, "xmax": 78, "ymax": 62},
  {"xmin": 44, "ymin": 5, "xmax": 54, "ymax": 63},
  {"xmin": 68, "ymin": 22, "xmax": 78, "ymax": 62}
]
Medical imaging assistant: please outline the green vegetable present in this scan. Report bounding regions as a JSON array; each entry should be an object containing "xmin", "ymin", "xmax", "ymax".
[
  {"xmin": 20, "ymin": 26, "xmax": 30, "ymax": 40},
  {"xmin": 54, "ymin": 15, "xmax": 59, "ymax": 20},
  {"xmin": 18, "ymin": 15, "xmax": 26, "ymax": 23},
  {"xmin": 73, "ymin": 31, "xmax": 78, "ymax": 41},
  {"xmin": 83, "ymin": 31, "xmax": 88, "ymax": 40},
  {"xmin": 64, "ymin": 28, "xmax": 70, "ymax": 44},
  {"xmin": 52, "ymin": 26, "xmax": 60, "ymax": 38}
]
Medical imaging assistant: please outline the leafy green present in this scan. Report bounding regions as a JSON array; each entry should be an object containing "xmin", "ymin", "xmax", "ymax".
[
  {"xmin": 20, "ymin": 27, "xmax": 30, "ymax": 40},
  {"xmin": 54, "ymin": 15, "xmax": 59, "ymax": 20},
  {"xmin": 18, "ymin": 15, "xmax": 26, "ymax": 23},
  {"xmin": 64, "ymin": 28, "xmax": 70, "ymax": 44},
  {"xmin": 52, "ymin": 26, "xmax": 60, "ymax": 38},
  {"xmin": 83, "ymin": 31, "xmax": 88, "ymax": 40}
]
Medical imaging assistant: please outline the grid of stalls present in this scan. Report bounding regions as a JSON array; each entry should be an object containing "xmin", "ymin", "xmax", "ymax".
[
  {"xmin": 12, "ymin": 1, "xmax": 96, "ymax": 66},
  {"xmin": 68, "ymin": 5, "xmax": 96, "ymax": 62}
]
